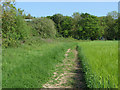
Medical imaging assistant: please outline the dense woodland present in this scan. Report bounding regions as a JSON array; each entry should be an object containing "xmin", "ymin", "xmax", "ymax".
[{"xmin": 2, "ymin": 2, "xmax": 119, "ymax": 47}]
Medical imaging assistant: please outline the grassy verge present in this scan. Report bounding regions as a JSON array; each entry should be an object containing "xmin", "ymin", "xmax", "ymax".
[
  {"xmin": 2, "ymin": 37, "xmax": 77, "ymax": 88},
  {"xmin": 77, "ymin": 41, "xmax": 118, "ymax": 88}
]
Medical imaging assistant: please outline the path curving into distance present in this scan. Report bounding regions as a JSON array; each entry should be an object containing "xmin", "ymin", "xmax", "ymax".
[{"xmin": 43, "ymin": 47, "xmax": 87, "ymax": 88}]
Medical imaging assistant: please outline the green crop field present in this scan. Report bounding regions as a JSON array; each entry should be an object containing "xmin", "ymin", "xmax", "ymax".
[{"xmin": 77, "ymin": 41, "xmax": 118, "ymax": 88}]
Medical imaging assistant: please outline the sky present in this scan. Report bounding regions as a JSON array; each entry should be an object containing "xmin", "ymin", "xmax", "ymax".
[
  {"xmin": 15, "ymin": 2, "xmax": 118, "ymax": 17},
  {"xmin": 16, "ymin": 0, "xmax": 119, "ymax": 2}
]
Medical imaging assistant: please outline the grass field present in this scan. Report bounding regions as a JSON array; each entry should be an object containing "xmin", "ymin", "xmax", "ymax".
[
  {"xmin": 2, "ymin": 37, "xmax": 76, "ymax": 88},
  {"xmin": 77, "ymin": 41, "xmax": 118, "ymax": 88},
  {"xmin": 2, "ymin": 38, "xmax": 118, "ymax": 88}
]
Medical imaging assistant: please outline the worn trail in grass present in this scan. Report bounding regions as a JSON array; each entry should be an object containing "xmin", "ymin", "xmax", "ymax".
[{"xmin": 43, "ymin": 46, "xmax": 86, "ymax": 88}]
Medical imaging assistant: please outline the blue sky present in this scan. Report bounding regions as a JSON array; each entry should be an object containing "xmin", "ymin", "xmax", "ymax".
[{"xmin": 15, "ymin": 2, "xmax": 118, "ymax": 17}]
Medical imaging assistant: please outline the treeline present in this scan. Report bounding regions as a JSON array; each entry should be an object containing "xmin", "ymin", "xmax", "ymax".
[
  {"xmin": 2, "ymin": 2, "xmax": 119, "ymax": 47},
  {"xmin": 46, "ymin": 11, "xmax": 119, "ymax": 40},
  {"xmin": 22, "ymin": 10, "xmax": 120, "ymax": 40}
]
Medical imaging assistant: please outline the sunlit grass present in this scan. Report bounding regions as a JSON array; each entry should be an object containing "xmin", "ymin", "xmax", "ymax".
[
  {"xmin": 2, "ymin": 38, "xmax": 76, "ymax": 88},
  {"xmin": 78, "ymin": 41, "xmax": 118, "ymax": 88}
]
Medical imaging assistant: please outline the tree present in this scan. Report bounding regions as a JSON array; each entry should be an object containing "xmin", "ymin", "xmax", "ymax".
[
  {"xmin": 50, "ymin": 14, "xmax": 64, "ymax": 34},
  {"xmin": 2, "ymin": 2, "xmax": 30, "ymax": 47},
  {"xmin": 24, "ymin": 13, "xmax": 33, "ymax": 19},
  {"xmin": 98, "ymin": 16, "xmax": 108, "ymax": 39},
  {"xmin": 60, "ymin": 16, "xmax": 73, "ymax": 37},
  {"xmin": 72, "ymin": 12, "xmax": 82, "ymax": 39},
  {"xmin": 104, "ymin": 15, "xmax": 117, "ymax": 40},
  {"xmin": 107, "ymin": 11, "xmax": 118, "ymax": 19},
  {"xmin": 72, "ymin": 12, "xmax": 82, "ymax": 25},
  {"xmin": 78, "ymin": 13, "xmax": 100, "ymax": 40}
]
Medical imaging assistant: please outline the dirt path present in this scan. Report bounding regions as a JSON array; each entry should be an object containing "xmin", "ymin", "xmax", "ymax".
[{"xmin": 43, "ymin": 47, "xmax": 86, "ymax": 88}]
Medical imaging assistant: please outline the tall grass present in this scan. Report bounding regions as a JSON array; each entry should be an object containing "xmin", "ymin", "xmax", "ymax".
[
  {"xmin": 2, "ymin": 38, "xmax": 76, "ymax": 88},
  {"xmin": 77, "ymin": 41, "xmax": 118, "ymax": 88}
]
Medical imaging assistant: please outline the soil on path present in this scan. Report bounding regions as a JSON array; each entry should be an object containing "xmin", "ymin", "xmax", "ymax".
[{"xmin": 43, "ymin": 47, "xmax": 87, "ymax": 88}]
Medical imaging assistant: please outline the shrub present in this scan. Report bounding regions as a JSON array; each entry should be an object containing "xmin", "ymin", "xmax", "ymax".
[
  {"xmin": 2, "ymin": 2, "xmax": 30, "ymax": 47},
  {"xmin": 31, "ymin": 18, "xmax": 56, "ymax": 38}
]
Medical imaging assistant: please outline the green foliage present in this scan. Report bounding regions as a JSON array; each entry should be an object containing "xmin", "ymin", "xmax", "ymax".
[
  {"xmin": 107, "ymin": 11, "xmax": 118, "ymax": 19},
  {"xmin": 72, "ymin": 13, "xmax": 100, "ymax": 40},
  {"xmin": 2, "ymin": 2, "xmax": 119, "ymax": 49},
  {"xmin": 104, "ymin": 15, "xmax": 118, "ymax": 40},
  {"xmin": 60, "ymin": 16, "xmax": 73, "ymax": 37},
  {"xmin": 98, "ymin": 16, "xmax": 106, "ymax": 39},
  {"xmin": 24, "ymin": 13, "xmax": 34, "ymax": 19},
  {"xmin": 50, "ymin": 14, "xmax": 64, "ymax": 34},
  {"xmin": 31, "ymin": 18, "xmax": 56, "ymax": 38},
  {"xmin": 50, "ymin": 11, "xmax": 118, "ymax": 40},
  {"xmin": 77, "ymin": 41, "xmax": 118, "ymax": 88},
  {"xmin": 72, "ymin": 12, "xmax": 82, "ymax": 28},
  {"xmin": 2, "ymin": 2, "xmax": 30, "ymax": 47},
  {"xmin": 118, "ymin": 16, "xmax": 120, "ymax": 40}
]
